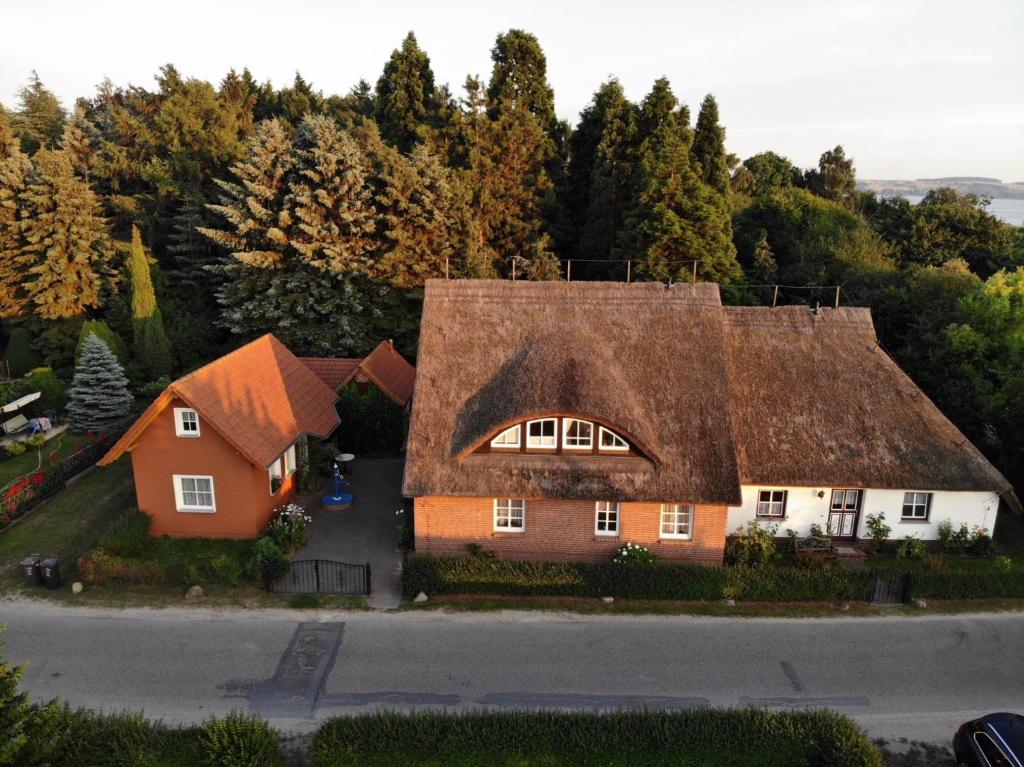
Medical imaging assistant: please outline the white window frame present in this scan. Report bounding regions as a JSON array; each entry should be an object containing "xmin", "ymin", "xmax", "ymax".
[
  {"xmin": 173, "ymin": 474, "xmax": 216, "ymax": 513},
  {"xmin": 598, "ymin": 426, "xmax": 629, "ymax": 452},
  {"xmin": 562, "ymin": 418, "xmax": 593, "ymax": 450},
  {"xmin": 756, "ymin": 489, "xmax": 787, "ymax": 518},
  {"xmin": 901, "ymin": 491, "xmax": 932, "ymax": 520},
  {"xmin": 490, "ymin": 425, "xmax": 521, "ymax": 449},
  {"xmin": 660, "ymin": 503, "xmax": 693, "ymax": 540},
  {"xmin": 268, "ymin": 442, "xmax": 299, "ymax": 494},
  {"xmin": 526, "ymin": 418, "xmax": 557, "ymax": 449},
  {"xmin": 595, "ymin": 501, "xmax": 620, "ymax": 536},
  {"xmin": 173, "ymin": 407, "xmax": 200, "ymax": 437},
  {"xmin": 830, "ymin": 489, "xmax": 860, "ymax": 512},
  {"xmin": 284, "ymin": 443, "xmax": 297, "ymax": 476},
  {"xmin": 493, "ymin": 498, "xmax": 526, "ymax": 531}
]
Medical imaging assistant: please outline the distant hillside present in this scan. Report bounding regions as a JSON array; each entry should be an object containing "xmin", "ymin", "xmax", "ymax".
[{"xmin": 857, "ymin": 177, "xmax": 1024, "ymax": 199}]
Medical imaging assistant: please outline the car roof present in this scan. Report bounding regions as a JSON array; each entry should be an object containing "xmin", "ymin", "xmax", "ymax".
[{"xmin": 983, "ymin": 713, "xmax": 1024, "ymax": 759}]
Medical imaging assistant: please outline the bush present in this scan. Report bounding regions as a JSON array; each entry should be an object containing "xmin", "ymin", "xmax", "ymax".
[
  {"xmin": 100, "ymin": 509, "xmax": 153, "ymax": 557},
  {"xmin": 250, "ymin": 537, "xmax": 290, "ymax": 589},
  {"xmin": 864, "ymin": 513, "xmax": 892, "ymax": 552},
  {"xmin": 969, "ymin": 526, "xmax": 995, "ymax": 557},
  {"xmin": 4, "ymin": 442, "xmax": 27, "ymax": 457},
  {"xmin": 24, "ymin": 367, "xmax": 67, "ymax": 415},
  {"xmin": 312, "ymin": 709, "xmax": 883, "ymax": 767},
  {"xmin": 264, "ymin": 503, "xmax": 311, "ymax": 553},
  {"xmin": 896, "ymin": 536, "xmax": 927, "ymax": 561},
  {"xmin": 77, "ymin": 548, "xmax": 166, "ymax": 587},
  {"xmin": 4, "ymin": 326, "xmax": 41, "ymax": 377},
  {"xmin": 937, "ymin": 519, "xmax": 993, "ymax": 556},
  {"xmin": 612, "ymin": 542, "xmax": 658, "ymax": 565},
  {"xmin": 210, "ymin": 554, "xmax": 244, "ymax": 586},
  {"xmin": 725, "ymin": 521, "xmax": 777, "ymax": 565},
  {"xmin": 75, "ymin": 320, "xmax": 129, "ymax": 365},
  {"xmin": 993, "ymin": 555, "xmax": 1012, "ymax": 573},
  {"xmin": 24, "ymin": 433, "xmax": 46, "ymax": 449},
  {"xmin": 199, "ymin": 711, "xmax": 282, "ymax": 767},
  {"xmin": 913, "ymin": 568, "xmax": 1024, "ymax": 599}
]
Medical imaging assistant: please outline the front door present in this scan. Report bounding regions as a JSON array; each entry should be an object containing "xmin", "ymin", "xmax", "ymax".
[{"xmin": 828, "ymin": 489, "xmax": 862, "ymax": 539}]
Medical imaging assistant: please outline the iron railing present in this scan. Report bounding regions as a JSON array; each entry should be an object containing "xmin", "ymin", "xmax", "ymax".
[
  {"xmin": 270, "ymin": 559, "xmax": 371, "ymax": 596},
  {"xmin": 869, "ymin": 569, "xmax": 913, "ymax": 604}
]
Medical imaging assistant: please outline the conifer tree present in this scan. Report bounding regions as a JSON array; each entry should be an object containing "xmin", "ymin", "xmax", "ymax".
[
  {"xmin": 17, "ymin": 145, "xmax": 111, "ymax": 320},
  {"xmin": 752, "ymin": 229, "xmax": 778, "ymax": 283},
  {"xmin": 66, "ymin": 334, "xmax": 133, "ymax": 432},
  {"xmin": 167, "ymin": 195, "xmax": 223, "ymax": 292},
  {"xmin": 374, "ymin": 32, "xmax": 440, "ymax": 153},
  {"xmin": 12, "ymin": 71, "xmax": 65, "ymax": 154},
  {"xmin": 128, "ymin": 225, "xmax": 173, "ymax": 378},
  {"xmin": 0, "ymin": 112, "xmax": 31, "ymax": 317},
  {"xmin": 692, "ymin": 94, "xmax": 731, "ymax": 195},
  {"xmin": 75, "ymin": 319, "xmax": 128, "ymax": 364},
  {"xmin": 486, "ymin": 30, "xmax": 557, "ymax": 131}
]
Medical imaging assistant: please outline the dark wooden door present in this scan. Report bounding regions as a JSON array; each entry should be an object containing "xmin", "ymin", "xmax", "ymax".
[{"xmin": 828, "ymin": 489, "xmax": 861, "ymax": 539}]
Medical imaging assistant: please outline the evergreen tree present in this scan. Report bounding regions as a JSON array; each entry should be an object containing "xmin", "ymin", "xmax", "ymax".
[
  {"xmin": 691, "ymin": 94, "xmax": 730, "ymax": 195},
  {"xmin": 66, "ymin": 334, "xmax": 133, "ymax": 432},
  {"xmin": 166, "ymin": 195, "xmax": 223, "ymax": 292},
  {"xmin": 0, "ymin": 111, "xmax": 32, "ymax": 317},
  {"xmin": 128, "ymin": 225, "xmax": 173, "ymax": 378},
  {"xmin": 4, "ymin": 326, "xmax": 41, "ymax": 377},
  {"xmin": 486, "ymin": 30, "xmax": 557, "ymax": 131},
  {"xmin": 11, "ymin": 71, "xmax": 65, "ymax": 154},
  {"xmin": 374, "ymin": 32, "xmax": 440, "ymax": 153},
  {"xmin": 751, "ymin": 229, "xmax": 778, "ymax": 283},
  {"xmin": 0, "ymin": 647, "xmax": 32, "ymax": 764},
  {"xmin": 17, "ymin": 144, "xmax": 111, "ymax": 320}
]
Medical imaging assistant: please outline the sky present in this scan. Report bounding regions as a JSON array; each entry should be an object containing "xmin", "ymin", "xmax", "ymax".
[{"xmin": 2, "ymin": 0, "xmax": 1022, "ymax": 181}]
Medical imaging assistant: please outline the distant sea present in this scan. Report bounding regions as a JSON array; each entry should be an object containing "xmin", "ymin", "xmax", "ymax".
[{"xmin": 897, "ymin": 195, "xmax": 1024, "ymax": 226}]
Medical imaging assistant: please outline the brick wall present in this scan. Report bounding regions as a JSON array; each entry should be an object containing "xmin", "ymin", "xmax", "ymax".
[{"xmin": 415, "ymin": 496, "xmax": 727, "ymax": 564}]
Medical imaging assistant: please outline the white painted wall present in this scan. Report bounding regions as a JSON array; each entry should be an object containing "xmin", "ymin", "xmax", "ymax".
[{"xmin": 727, "ymin": 485, "xmax": 1001, "ymax": 541}]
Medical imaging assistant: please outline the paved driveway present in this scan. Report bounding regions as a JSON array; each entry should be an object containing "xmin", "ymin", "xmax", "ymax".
[{"xmin": 295, "ymin": 458, "xmax": 404, "ymax": 609}]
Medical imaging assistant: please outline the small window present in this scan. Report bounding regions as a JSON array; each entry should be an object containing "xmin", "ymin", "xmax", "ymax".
[
  {"xmin": 526, "ymin": 419, "xmax": 557, "ymax": 449},
  {"xmin": 174, "ymin": 474, "xmax": 215, "ymax": 512},
  {"xmin": 174, "ymin": 408, "xmax": 200, "ymax": 437},
  {"xmin": 756, "ymin": 490, "xmax": 787, "ymax": 518},
  {"xmin": 595, "ymin": 501, "xmax": 619, "ymax": 536},
  {"xmin": 598, "ymin": 426, "xmax": 629, "ymax": 452},
  {"xmin": 494, "ymin": 499, "xmax": 525, "ymax": 531},
  {"xmin": 284, "ymin": 443, "xmax": 297, "ymax": 476},
  {"xmin": 490, "ymin": 425, "xmax": 521, "ymax": 449},
  {"xmin": 563, "ymin": 419, "xmax": 593, "ymax": 450},
  {"xmin": 902, "ymin": 492, "xmax": 931, "ymax": 520},
  {"xmin": 831, "ymin": 489, "xmax": 860, "ymax": 511},
  {"xmin": 660, "ymin": 503, "xmax": 693, "ymax": 539}
]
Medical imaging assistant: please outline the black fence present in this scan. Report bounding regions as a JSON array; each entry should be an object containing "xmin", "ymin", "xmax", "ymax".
[
  {"xmin": 270, "ymin": 559, "xmax": 371, "ymax": 596},
  {"xmin": 869, "ymin": 569, "xmax": 912, "ymax": 605},
  {"xmin": 0, "ymin": 415, "xmax": 135, "ymax": 532}
]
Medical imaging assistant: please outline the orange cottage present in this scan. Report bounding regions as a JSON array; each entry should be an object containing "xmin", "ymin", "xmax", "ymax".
[{"xmin": 100, "ymin": 335, "xmax": 339, "ymax": 539}]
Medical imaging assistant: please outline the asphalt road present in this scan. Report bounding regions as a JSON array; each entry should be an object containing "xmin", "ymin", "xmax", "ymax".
[{"xmin": 2, "ymin": 600, "xmax": 1022, "ymax": 745}]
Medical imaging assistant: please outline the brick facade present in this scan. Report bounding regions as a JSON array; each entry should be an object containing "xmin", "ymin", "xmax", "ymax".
[{"xmin": 414, "ymin": 496, "xmax": 728, "ymax": 564}]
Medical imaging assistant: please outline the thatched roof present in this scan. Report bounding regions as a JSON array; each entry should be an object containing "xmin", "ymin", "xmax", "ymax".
[
  {"xmin": 403, "ymin": 280, "xmax": 743, "ymax": 504},
  {"xmin": 404, "ymin": 279, "xmax": 1018, "ymax": 511},
  {"xmin": 723, "ymin": 306, "xmax": 1019, "ymax": 510}
]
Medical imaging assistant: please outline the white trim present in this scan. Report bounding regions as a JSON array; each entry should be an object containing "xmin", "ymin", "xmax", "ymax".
[
  {"xmin": 595, "ymin": 501, "xmax": 620, "ymax": 536},
  {"xmin": 173, "ymin": 474, "xmax": 216, "ymax": 513},
  {"xmin": 493, "ymin": 498, "xmax": 526, "ymax": 531},
  {"xmin": 598, "ymin": 426, "xmax": 628, "ymax": 452},
  {"xmin": 526, "ymin": 418, "xmax": 557, "ymax": 449},
  {"xmin": 562, "ymin": 418, "xmax": 594, "ymax": 450},
  {"xmin": 901, "ymin": 491, "xmax": 932, "ymax": 520},
  {"xmin": 173, "ymin": 407, "xmax": 200, "ymax": 437},
  {"xmin": 659, "ymin": 503, "xmax": 693, "ymax": 539},
  {"xmin": 490, "ymin": 425, "xmax": 521, "ymax": 449},
  {"xmin": 756, "ymin": 489, "xmax": 787, "ymax": 518}
]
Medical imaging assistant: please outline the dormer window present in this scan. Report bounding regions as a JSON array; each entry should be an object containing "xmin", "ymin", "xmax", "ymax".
[
  {"xmin": 599, "ymin": 426, "xmax": 628, "ymax": 451},
  {"xmin": 526, "ymin": 418, "xmax": 557, "ymax": 448},
  {"xmin": 490, "ymin": 425, "xmax": 521, "ymax": 449},
  {"xmin": 174, "ymin": 408, "xmax": 200, "ymax": 437},
  {"xmin": 562, "ymin": 418, "xmax": 593, "ymax": 450}
]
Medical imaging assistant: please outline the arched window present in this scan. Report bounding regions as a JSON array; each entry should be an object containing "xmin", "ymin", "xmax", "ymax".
[
  {"xmin": 598, "ymin": 426, "xmax": 629, "ymax": 451},
  {"xmin": 562, "ymin": 418, "xmax": 593, "ymax": 449},
  {"xmin": 490, "ymin": 425, "xmax": 521, "ymax": 449}
]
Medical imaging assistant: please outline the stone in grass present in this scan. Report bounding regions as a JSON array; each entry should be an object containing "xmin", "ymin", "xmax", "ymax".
[
  {"xmin": 71, "ymin": 582, "xmax": 83, "ymax": 595},
  {"xmin": 185, "ymin": 585, "xmax": 203, "ymax": 600},
  {"xmin": 601, "ymin": 596, "xmax": 614, "ymax": 604},
  {"xmin": 837, "ymin": 600, "xmax": 850, "ymax": 611},
  {"xmin": 721, "ymin": 598, "xmax": 736, "ymax": 607},
  {"xmin": 413, "ymin": 592, "xmax": 429, "ymax": 603},
  {"xmin": 912, "ymin": 598, "xmax": 928, "ymax": 609}
]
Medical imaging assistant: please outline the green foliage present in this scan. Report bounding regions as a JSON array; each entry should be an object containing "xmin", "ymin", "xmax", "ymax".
[
  {"xmin": 313, "ymin": 709, "xmax": 883, "ymax": 767},
  {"xmin": 250, "ymin": 537, "xmax": 290, "ymax": 588},
  {"xmin": 128, "ymin": 226, "xmax": 173, "ymax": 379},
  {"xmin": 993, "ymin": 555, "xmax": 1012, "ymax": 573},
  {"xmin": 864, "ymin": 513, "xmax": 892, "ymax": 553},
  {"xmin": 23, "ymin": 434, "xmax": 45, "ymax": 449},
  {"xmin": 3, "ymin": 328, "xmax": 40, "ymax": 378},
  {"xmin": 896, "ymin": 536, "xmax": 927, "ymax": 561},
  {"xmin": 264, "ymin": 503, "xmax": 312, "ymax": 553},
  {"xmin": 0, "ymin": 367, "xmax": 66, "ymax": 416},
  {"xmin": 692, "ymin": 94, "xmax": 730, "ymax": 196},
  {"xmin": 335, "ymin": 382, "xmax": 407, "ymax": 455},
  {"xmin": 76, "ymin": 320, "xmax": 128, "ymax": 365},
  {"xmin": 100, "ymin": 509, "xmax": 153, "ymax": 558},
  {"xmin": 725, "ymin": 521, "xmax": 778, "ymax": 566},
  {"xmin": 0, "ymin": 115, "xmax": 32, "ymax": 319},
  {"xmin": 3, "ymin": 443, "xmax": 26, "ymax": 458},
  {"xmin": 935, "ymin": 518, "xmax": 997, "ymax": 556},
  {"xmin": 0, "ymin": 639, "xmax": 32, "ymax": 764},
  {"xmin": 803, "ymin": 145, "xmax": 856, "ymax": 206},
  {"xmin": 912, "ymin": 568, "xmax": 1024, "ymax": 599},
  {"xmin": 199, "ymin": 711, "xmax": 282, "ymax": 767},
  {"xmin": 612, "ymin": 542, "xmax": 657, "ymax": 565},
  {"xmin": 11, "ymin": 71, "xmax": 65, "ymax": 154},
  {"xmin": 375, "ymin": 32, "xmax": 440, "ymax": 154},
  {"xmin": 66, "ymin": 334, "xmax": 132, "ymax": 432}
]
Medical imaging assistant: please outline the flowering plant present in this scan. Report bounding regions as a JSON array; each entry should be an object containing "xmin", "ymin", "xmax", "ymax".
[
  {"xmin": 265, "ymin": 503, "xmax": 313, "ymax": 553},
  {"xmin": 613, "ymin": 542, "xmax": 658, "ymax": 565}
]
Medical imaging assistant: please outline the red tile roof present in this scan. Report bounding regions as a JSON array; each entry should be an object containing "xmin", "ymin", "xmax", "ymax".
[
  {"xmin": 300, "ymin": 341, "xmax": 415, "ymax": 407},
  {"xmin": 300, "ymin": 357, "xmax": 362, "ymax": 391},
  {"xmin": 100, "ymin": 335, "xmax": 340, "ymax": 468}
]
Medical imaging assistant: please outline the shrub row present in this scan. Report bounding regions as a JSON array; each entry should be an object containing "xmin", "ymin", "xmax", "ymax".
[
  {"xmin": 402, "ymin": 555, "xmax": 876, "ymax": 602},
  {"xmin": 912, "ymin": 568, "xmax": 1024, "ymax": 599},
  {"xmin": 313, "ymin": 709, "xmax": 883, "ymax": 767}
]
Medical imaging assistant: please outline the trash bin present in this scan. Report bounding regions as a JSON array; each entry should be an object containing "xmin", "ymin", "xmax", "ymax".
[
  {"xmin": 39, "ymin": 556, "xmax": 61, "ymax": 589},
  {"xmin": 20, "ymin": 554, "xmax": 43, "ymax": 587}
]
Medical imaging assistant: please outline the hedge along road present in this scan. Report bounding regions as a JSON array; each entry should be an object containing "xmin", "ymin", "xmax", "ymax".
[{"xmin": 2, "ymin": 601, "xmax": 1022, "ymax": 745}]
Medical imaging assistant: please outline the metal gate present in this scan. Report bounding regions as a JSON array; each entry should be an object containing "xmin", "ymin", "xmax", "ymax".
[
  {"xmin": 270, "ymin": 559, "xmax": 371, "ymax": 595},
  {"xmin": 869, "ymin": 569, "xmax": 912, "ymax": 604}
]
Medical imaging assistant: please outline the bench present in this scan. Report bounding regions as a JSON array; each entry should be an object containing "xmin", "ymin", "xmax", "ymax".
[
  {"xmin": 1, "ymin": 413, "xmax": 29, "ymax": 436},
  {"xmin": 794, "ymin": 535, "xmax": 834, "ymax": 557}
]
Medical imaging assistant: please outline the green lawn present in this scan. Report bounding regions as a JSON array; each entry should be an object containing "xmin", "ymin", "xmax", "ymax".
[
  {"xmin": 0, "ymin": 457, "xmax": 135, "ymax": 591},
  {"xmin": 0, "ymin": 431, "xmax": 91, "ymax": 489}
]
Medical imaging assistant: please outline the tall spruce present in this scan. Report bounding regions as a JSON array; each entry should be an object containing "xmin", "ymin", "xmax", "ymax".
[
  {"xmin": 128, "ymin": 225, "xmax": 173, "ymax": 378},
  {"xmin": 12, "ymin": 72, "xmax": 65, "ymax": 154},
  {"xmin": 66, "ymin": 334, "xmax": 133, "ymax": 432},
  {"xmin": 0, "ymin": 111, "xmax": 32, "ymax": 317},
  {"xmin": 374, "ymin": 32, "xmax": 440, "ymax": 153},
  {"xmin": 691, "ymin": 94, "xmax": 730, "ymax": 195},
  {"xmin": 486, "ymin": 30, "xmax": 557, "ymax": 130}
]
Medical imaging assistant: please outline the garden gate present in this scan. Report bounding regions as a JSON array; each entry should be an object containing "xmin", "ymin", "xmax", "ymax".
[{"xmin": 270, "ymin": 559, "xmax": 371, "ymax": 596}]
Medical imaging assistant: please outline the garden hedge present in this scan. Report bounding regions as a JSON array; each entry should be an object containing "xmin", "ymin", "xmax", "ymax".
[
  {"xmin": 313, "ymin": 709, "xmax": 884, "ymax": 767},
  {"xmin": 912, "ymin": 568, "xmax": 1024, "ymax": 599},
  {"xmin": 402, "ymin": 555, "xmax": 876, "ymax": 602}
]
